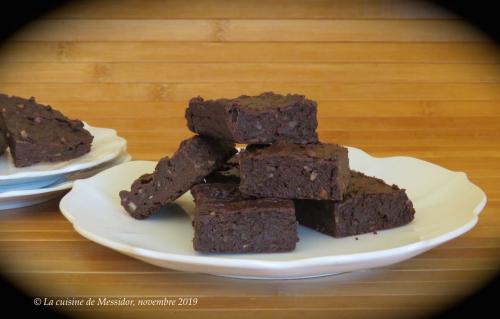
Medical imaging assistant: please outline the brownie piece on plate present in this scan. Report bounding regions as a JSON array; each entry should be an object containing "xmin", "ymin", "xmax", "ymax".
[
  {"xmin": 186, "ymin": 92, "xmax": 318, "ymax": 144},
  {"xmin": 0, "ymin": 94, "xmax": 93, "ymax": 167},
  {"xmin": 191, "ymin": 182, "xmax": 298, "ymax": 253},
  {"xmin": 119, "ymin": 135, "xmax": 236, "ymax": 219},
  {"xmin": 295, "ymin": 171, "xmax": 415, "ymax": 238},
  {"xmin": 239, "ymin": 142, "xmax": 350, "ymax": 200}
]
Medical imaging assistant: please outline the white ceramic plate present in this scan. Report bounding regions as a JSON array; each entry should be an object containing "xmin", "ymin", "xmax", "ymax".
[
  {"xmin": 0, "ymin": 176, "xmax": 64, "ymax": 193},
  {"xmin": 59, "ymin": 147, "xmax": 487, "ymax": 279},
  {"xmin": 0, "ymin": 124, "xmax": 127, "ymax": 186},
  {"xmin": 0, "ymin": 152, "xmax": 131, "ymax": 210}
]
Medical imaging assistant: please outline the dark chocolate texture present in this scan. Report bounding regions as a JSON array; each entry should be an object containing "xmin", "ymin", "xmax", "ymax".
[
  {"xmin": 186, "ymin": 92, "xmax": 318, "ymax": 144},
  {"xmin": 239, "ymin": 142, "xmax": 350, "ymax": 200},
  {"xmin": 191, "ymin": 182, "xmax": 298, "ymax": 253},
  {"xmin": 0, "ymin": 94, "xmax": 93, "ymax": 167},
  {"xmin": 295, "ymin": 171, "xmax": 415, "ymax": 237},
  {"xmin": 119, "ymin": 135, "xmax": 236, "ymax": 219}
]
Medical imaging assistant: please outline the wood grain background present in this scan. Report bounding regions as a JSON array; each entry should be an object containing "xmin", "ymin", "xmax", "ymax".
[{"xmin": 0, "ymin": 0, "xmax": 499, "ymax": 318}]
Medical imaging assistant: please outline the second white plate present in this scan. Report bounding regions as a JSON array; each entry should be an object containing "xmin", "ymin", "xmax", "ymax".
[{"xmin": 0, "ymin": 152, "xmax": 131, "ymax": 210}]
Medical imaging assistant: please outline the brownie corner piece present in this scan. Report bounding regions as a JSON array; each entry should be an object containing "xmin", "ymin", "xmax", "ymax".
[
  {"xmin": 239, "ymin": 142, "xmax": 350, "ymax": 200},
  {"xmin": 0, "ymin": 93, "xmax": 93, "ymax": 167},
  {"xmin": 191, "ymin": 182, "xmax": 298, "ymax": 253},
  {"xmin": 186, "ymin": 92, "xmax": 318, "ymax": 144},
  {"xmin": 119, "ymin": 136, "xmax": 236, "ymax": 219},
  {"xmin": 296, "ymin": 171, "xmax": 416, "ymax": 238}
]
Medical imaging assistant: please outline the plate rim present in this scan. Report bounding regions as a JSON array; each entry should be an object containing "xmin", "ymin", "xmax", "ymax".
[
  {"xmin": 0, "ymin": 152, "xmax": 132, "ymax": 199},
  {"xmin": 67, "ymin": 209, "xmax": 481, "ymax": 270}
]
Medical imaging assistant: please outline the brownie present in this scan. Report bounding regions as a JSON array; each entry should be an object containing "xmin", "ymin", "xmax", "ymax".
[
  {"xmin": 0, "ymin": 94, "xmax": 93, "ymax": 167},
  {"xmin": 239, "ymin": 142, "xmax": 350, "ymax": 200},
  {"xmin": 186, "ymin": 92, "xmax": 318, "ymax": 144},
  {"xmin": 295, "ymin": 171, "xmax": 415, "ymax": 238},
  {"xmin": 191, "ymin": 182, "xmax": 298, "ymax": 253},
  {"xmin": 119, "ymin": 135, "xmax": 236, "ymax": 219}
]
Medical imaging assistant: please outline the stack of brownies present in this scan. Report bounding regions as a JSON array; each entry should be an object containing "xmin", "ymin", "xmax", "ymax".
[{"xmin": 119, "ymin": 92, "xmax": 415, "ymax": 253}]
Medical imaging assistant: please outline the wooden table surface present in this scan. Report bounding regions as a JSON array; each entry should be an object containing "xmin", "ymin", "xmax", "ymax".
[{"xmin": 0, "ymin": 0, "xmax": 499, "ymax": 318}]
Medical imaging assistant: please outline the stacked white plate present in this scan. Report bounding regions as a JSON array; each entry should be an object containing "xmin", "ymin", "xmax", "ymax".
[{"xmin": 0, "ymin": 124, "xmax": 130, "ymax": 210}]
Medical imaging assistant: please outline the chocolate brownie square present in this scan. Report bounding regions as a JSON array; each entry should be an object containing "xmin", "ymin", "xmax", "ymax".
[
  {"xmin": 239, "ymin": 142, "xmax": 350, "ymax": 200},
  {"xmin": 186, "ymin": 92, "xmax": 318, "ymax": 144},
  {"xmin": 191, "ymin": 182, "xmax": 298, "ymax": 253},
  {"xmin": 295, "ymin": 171, "xmax": 415, "ymax": 237},
  {"xmin": 119, "ymin": 135, "xmax": 236, "ymax": 219},
  {"xmin": 0, "ymin": 94, "xmax": 93, "ymax": 167}
]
